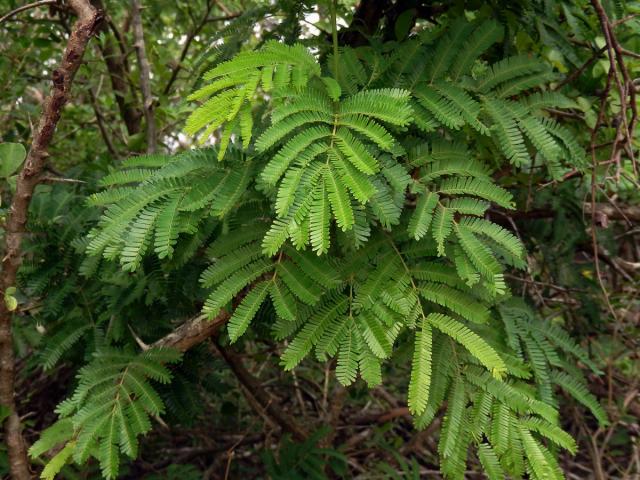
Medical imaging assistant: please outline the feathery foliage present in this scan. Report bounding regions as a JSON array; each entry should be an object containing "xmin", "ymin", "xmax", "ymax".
[
  {"xmin": 30, "ymin": 349, "xmax": 181, "ymax": 479},
  {"xmin": 27, "ymin": 8, "xmax": 607, "ymax": 480}
]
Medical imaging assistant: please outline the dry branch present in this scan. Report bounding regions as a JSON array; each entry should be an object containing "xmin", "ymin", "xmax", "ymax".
[
  {"xmin": 0, "ymin": 0, "xmax": 57, "ymax": 24},
  {"xmin": 153, "ymin": 311, "xmax": 230, "ymax": 352}
]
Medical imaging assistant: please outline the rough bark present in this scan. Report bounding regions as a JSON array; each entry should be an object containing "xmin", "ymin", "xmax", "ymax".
[
  {"xmin": 131, "ymin": 0, "xmax": 157, "ymax": 153},
  {"xmin": 0, "ymin": 2, "xmax": 102, "ymax": 478}
]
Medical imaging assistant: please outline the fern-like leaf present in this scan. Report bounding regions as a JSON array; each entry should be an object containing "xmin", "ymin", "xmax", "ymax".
[
  {"xmin": 408, "ymin": 315, "xmax": 432, "ymax": 415},
  {"xmin": 429, "ymin": 314, "xmax": 506, "ymax": 377},
  {"xmin": 228, "ymin": 282, "xmax": 270, "ymax": 342}
]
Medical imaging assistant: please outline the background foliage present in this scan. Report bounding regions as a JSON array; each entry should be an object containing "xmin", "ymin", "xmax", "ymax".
[{"xmin": 0, "ymin": 0, "xmax": 639, "ymax": 478}]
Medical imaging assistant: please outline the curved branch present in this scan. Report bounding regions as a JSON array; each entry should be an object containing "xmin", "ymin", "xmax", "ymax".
[{"xmin": 0, "ymin": 0, "xmax": 57, "ymax": 24}]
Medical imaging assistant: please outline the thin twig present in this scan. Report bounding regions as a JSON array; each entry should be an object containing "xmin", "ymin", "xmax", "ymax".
[
  {"xmin": 504, "ymin": 274, "xmax": 588, "ymax": 293},
  {"xmin": 554, "ymin": 46, "xmax": 607, "ymax": 91},
  {"xmin": 163, "ymin": 4, "xmax": 241, "ymax": 95},
  {"xmin": 0, "ymin": 0, "xmax": 57, "ymax": 24},
  {"xmin": 612, "ymin": 13, "xmax": 639, "ymax": 27},
  {"xmin": 39, "ymin": 174, "xmax": 87, "ymax": 184}
]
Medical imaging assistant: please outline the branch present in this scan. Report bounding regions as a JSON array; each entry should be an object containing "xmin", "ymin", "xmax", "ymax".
[
  {"xmin": 554, "ymin": 45, "xmax": 607, "ymax": 91},
  {"xmin": 151, "ymin": 284, "xmax": 309, "ymax": 442},
  {"xmin": 131, "ymin": 0, "xmax": 157, "ymax": 153},
  {"xmin": 38, "ymin": 174, "xmax": 87, "ymax": 184},
  {"xmin": 152, "ymin": 311, "xmax": 230, "ymax": 352},
  {"xmin": 152, "ymin": 286, "xmax": 255, "ymax": 352},
  {"xmin": 89, "ymin": 0, "xmax": 142, "ymax": 136},
  {"xmin": 591, "ymin": 0, "xmax": 638, "ymax": 177},
  {"xmin": 214, "ymin": 343, "xmax": 309, "ymax": 441},
  {"xmin": 585, "ymin": 202, "xmax": 640, "ymax": 225},
  {"xmin": 96, "ymin": 33, "xmax": 142, "ymax": 135},
  {"xmin": 152, "ymin": 302, "xmax": 307, "ymax": 441},
  {"xmin": 0, "ymin": 2, "xmax": 102, "ymax": 478},
  {"xmin": 352, "ymin": 407, "xmax": 411, "ymax": 425},
  {"xmin": 496, "ymin": 203, "xmax": 640, "ymax": 223},
  {"xmin": 338, "ymin": 0, "xmax": 447, "ymax": 46},
  {"xmin": 382, "ymin": 1, "xmax": 448, "ymax": 40},
  {"xmin": 0, "ymin": 0, "xmax": 57, "ymax": 24}
]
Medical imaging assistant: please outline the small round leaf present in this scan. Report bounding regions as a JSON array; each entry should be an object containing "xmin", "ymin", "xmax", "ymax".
[
  {"xmin": 4, "ymin": 294, "xmax": 17, "ymax": 312},
  {"xmin": 0, "ymin": 143, "xmax": 26, "ymax": 178}
]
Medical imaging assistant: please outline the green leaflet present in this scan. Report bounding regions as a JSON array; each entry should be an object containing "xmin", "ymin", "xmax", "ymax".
[
  {"xmin": 228, "ymin": 282, "xmax": 270, "ymax": 342},
  {"xmin": 459, "ymin": 217, "xmax": 524, "ymax": 259},
  {"xmin": 429, "ymin": 313, "xmax": 506, "ymax": 378},
  {"xmin": 455, "ymin": 224, "xmax": 502, "ymax": 279},
  {"xmin": 358, "ymin": 310, "xmax": 392, "ymax": 358},
  {"xmin": 336, "ymin": 320, "xmax": 359, "ymax": 385},
  {"xmin": 408, "ymin": 315, "xmax": 432, "ymax": 415},
  {"xmin": 420, "ymin": 282, "xmax": 490, "ymax": 323},
  {"xmin": 408, "ymin": 191, "xmax": 439, "ymax": 240},
  {"xmin": 449, "ymin": 20, "xmax": 504, "ymax": 80},
  {"xmin": 281, "ymin": 295, "xmax": 349, "ymax": 370},
  {"xmin": 477, "ymin": 443, "xmax": 504, "ymax": 480},
  {"xmin": 432, "ymin": 204, "xmax": 454, "ymax": 256},
  {"xmin": 308, "ymin": 182, "xmax": 331, "ymax": 254},
  {"xmin": 437, "ymin": 176, "xmax": 514, "ymax": 209},
  {"xmin": 335, "ymin": 127, "xmax": 379, "ymax": 174},
  {"xmin": 325, "ymin": 164, "xmax": 355, "ymax": 231},
  {"xmin": 40, "ymin": 441, "xmax": 76, "ymax": 480},
  {"xmin": 269, "ymin": 279, "xmax": 298, "ymax": 321}
]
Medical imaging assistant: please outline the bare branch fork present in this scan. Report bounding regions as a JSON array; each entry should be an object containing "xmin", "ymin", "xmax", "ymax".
[
  {"xmin": 0, "ymin": 1, "xmax": 102, "ymax": 478},
  {"xmin": 162, "ymin": 1, "xmax": 242, "ymax": 96}
]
